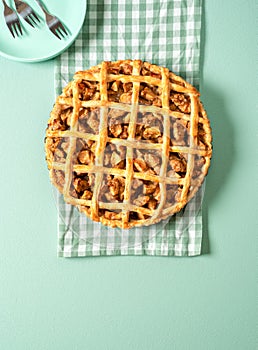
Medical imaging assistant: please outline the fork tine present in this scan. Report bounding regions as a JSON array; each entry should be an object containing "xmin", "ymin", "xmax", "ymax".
[
  {"xmin": 24, "ymin": 16, "xmax": 35, "ymax": 27},
  {"xmin": 58, "ymin": 22, "xmax": 68, "ymax": 36},
  {"xmin": 32, "ymin": 12, "xmax": 40, "ymax": 23},
  {"xmin": 51, "ymin": 27, "xmax": 61, "ymax": 40},
  {"xmin": 13, "ymin": 23, "xmax": 19, "ymax": 37},
  {"xmin": 8, "ymin": 24, "xmax": 15, "ymax": 38},
  {"xmin": 56, "ymin": 27, "xmax": 65, "ymax": 39},
  {"xmin": 55, "ymin": 28, "xmax": 61, "ymax": 38},
  {"xmin": 16, "ymin": 20, "xmax": 23, "ymax": 35},
  {"xmin": 28, "ymin": 13, "xmax": 40, "ymax": 26}
]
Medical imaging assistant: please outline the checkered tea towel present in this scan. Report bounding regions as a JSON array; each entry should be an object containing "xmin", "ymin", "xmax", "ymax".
[{"xmin": 54, "ymin": 0, "xmax": 204, "ymax": 257}]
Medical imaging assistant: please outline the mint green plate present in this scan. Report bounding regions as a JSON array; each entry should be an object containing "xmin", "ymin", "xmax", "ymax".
[{"xmin": 0, "ymin": 0, "xmax": 87, "ymax": 62}]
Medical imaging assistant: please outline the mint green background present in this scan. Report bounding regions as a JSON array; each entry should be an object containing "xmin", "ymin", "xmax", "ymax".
[{"xmin": 0, "ymin": 1, "xmax": 257, "ymax": 349}]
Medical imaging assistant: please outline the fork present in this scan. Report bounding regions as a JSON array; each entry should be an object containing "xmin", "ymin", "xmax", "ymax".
[
  {"xmin": 35, "ymin": 0, "xmax": 68, "ymax": 39},
  {"xmin": 13, "ymin": 0, "xmax": 40, "ymax": 27},
  {"xmin": 1, "ymin": 0, "xmax": 22, "ymax": 37}
]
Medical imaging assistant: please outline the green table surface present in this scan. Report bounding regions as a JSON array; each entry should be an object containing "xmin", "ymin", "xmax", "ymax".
[{"xmin": 0, "ymin": 1, "xmax": 257, "ymax": 349}]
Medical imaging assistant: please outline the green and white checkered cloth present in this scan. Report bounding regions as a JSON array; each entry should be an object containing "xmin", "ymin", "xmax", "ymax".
[{"xmin": 54, "ymin": 0, "xmax": 204, "ymax": 257}]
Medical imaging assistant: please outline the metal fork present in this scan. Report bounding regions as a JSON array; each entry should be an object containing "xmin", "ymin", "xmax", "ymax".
[
  {"xmin": 35, "ymin": 0, "xmax": 68, "ymax": 39},
  {"xmin": 1, "ymin": 0, "xmax": 22, "ymax": 37},
  {"xmin": 13, "ymin": 0, "xmax": 40, "ymax": 27}
]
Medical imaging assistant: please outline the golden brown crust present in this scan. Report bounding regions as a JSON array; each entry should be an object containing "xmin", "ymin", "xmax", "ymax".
[{"xmin": 45, "ymin": 60, "xmax": 212, "ymax": 229}]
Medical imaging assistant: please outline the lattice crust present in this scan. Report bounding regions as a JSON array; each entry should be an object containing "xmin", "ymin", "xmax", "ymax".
[{"xmin": 45, "ymin": 60, "xmax": 212, "ymax": 228}]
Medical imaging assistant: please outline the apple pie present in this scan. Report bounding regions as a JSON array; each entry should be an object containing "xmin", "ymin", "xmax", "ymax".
[{"xmin": 45, "ymin": 60, "xmax": 212, "ymax": 228}]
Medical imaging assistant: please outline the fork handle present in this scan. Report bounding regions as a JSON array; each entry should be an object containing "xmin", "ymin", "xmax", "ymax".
[
  {"xmin": 13, "ymin": 0, "xmax": 27, "ymax": 12},
  {"xmin": 35, "ymin": 0, "xmax": 55, "ymax": 24},
  {"xmin": 35, "ymin": 0, "xmax": 49, "ymax": 16},
  {"xmin": 1, "ymin": 0, "xmax": 10, "ymax": 8},
  {"xmin": 1, "ymin": 0, "xmax": 13, "ymax": 15}
]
